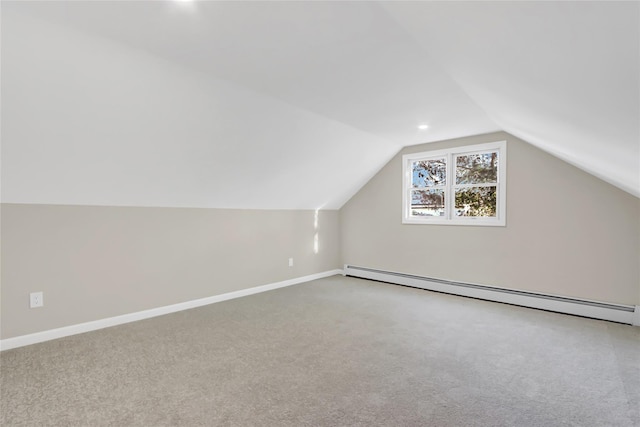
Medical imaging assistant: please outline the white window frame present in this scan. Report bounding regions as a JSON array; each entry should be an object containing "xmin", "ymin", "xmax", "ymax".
[{"xmin": 402, "ymin": 141, "xmax": 507, "ymax": 226}]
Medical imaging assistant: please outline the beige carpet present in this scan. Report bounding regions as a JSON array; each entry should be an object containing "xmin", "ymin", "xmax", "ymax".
[{"xmin": 2, "ymin": 275, "xmax": 639, "ymax": 426}]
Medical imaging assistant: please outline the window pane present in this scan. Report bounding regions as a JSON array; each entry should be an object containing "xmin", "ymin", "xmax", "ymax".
[
  {"xmin": 455, "ymin": 187, "xmax": 497, "ymax": 217},
  {"xmin": 456, "ymin": 152, "xmax": 498, "ymax": 184},
  {"xmin": 411, "ymin": 189, "xmax": 445, "ymax": 217},
  {"xmin": 412, "ymin": 158, "xmax": 446, "ymax": 188}
]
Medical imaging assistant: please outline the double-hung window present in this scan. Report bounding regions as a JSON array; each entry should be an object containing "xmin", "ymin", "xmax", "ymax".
[{"xmin": 402, "ymin": 141, "xmax": 506, "ymax": 226}]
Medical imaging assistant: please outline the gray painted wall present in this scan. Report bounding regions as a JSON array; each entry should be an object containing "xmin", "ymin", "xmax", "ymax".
[
  {"xmin": 2, "ymin": 132, "xmax": 639, "ymax": 341},
  {"xmin": 341, "ymin": 131, "xmax": 640, "ymax": 306},
  {"xmin": 1, "ymin": 205, "xmax": 340, "ymax": 339}
]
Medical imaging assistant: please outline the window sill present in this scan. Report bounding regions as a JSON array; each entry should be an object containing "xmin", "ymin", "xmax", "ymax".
[{"xmin": 402, "ymin": 217, "xmax": 506, "ymax": 227}]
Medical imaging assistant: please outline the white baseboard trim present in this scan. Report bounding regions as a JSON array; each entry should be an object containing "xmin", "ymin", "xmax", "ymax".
[
  {"xmin": 344, "ymin": 265, "xmax": 639, "ymax": 326},
  {"xmin": 0, "ymin": 269, "xmax": 343, "ymax": 351}
]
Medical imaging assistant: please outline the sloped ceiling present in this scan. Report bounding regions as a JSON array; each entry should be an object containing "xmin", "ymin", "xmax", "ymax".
[
  {"xmin": 1, "ymin": 1, "xmax": 638, "ymax": 209},
  {"xmin": 382, "ymin": 1, "xmax": 639, "ymax": 198}
]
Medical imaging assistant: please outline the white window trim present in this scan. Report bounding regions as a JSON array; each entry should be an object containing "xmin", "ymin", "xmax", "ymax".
[{"xmin": 402, "ymin": 141, "xmax": 507, "ymax": 226}]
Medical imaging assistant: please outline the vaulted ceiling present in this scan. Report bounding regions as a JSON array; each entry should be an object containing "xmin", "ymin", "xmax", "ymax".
[{"xmin": 2, "ymin": 1, "xmax": 638, "ymax": 209}]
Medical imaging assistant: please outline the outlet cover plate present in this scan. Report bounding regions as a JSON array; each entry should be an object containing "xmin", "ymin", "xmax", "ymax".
[{"xmin": 30, "ymin": 292, "xmax": 43, "ymax": 308}]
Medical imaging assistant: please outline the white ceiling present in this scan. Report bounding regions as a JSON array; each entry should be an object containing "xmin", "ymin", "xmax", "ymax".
[{"xmin": 2, "ymin": 1, "xmax": 638, "ymax": 209}]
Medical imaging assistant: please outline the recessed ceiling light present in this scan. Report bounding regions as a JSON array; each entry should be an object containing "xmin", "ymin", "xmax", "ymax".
[
  {"xmin": 418, "ymin": 124, "xmax": 429, "ymax": 130},
  {"xmin": 171, "ymin": 0, "xmax": 197, "ymax": 12}
]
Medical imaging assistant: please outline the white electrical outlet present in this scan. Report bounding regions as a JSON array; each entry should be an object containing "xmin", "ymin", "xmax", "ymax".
[
  {"xmin": 30, "ymin": 292, "xmax": 44, "ymax": 308},
  {"xmin": 288, "ymin": 258, "xmax": 294, "ymax": 267}
]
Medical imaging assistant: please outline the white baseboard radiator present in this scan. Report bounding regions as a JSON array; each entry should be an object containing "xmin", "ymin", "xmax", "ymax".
[{"xmin": 344, "ymin": 265, "xmax": 640, "ymax": 326}]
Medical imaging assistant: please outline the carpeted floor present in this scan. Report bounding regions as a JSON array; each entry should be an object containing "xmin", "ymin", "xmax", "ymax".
[{"xmin": 1, "ymin": 275, "xmax": 639, "ymax": 426}]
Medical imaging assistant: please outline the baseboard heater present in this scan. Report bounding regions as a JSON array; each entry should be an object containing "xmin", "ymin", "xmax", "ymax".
[{"xmin": 344, "ymin": 265, "xmax": 639, "ymax": 326}]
